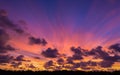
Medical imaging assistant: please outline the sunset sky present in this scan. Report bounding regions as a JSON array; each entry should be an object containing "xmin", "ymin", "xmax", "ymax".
[{"xmin": 0, "ymin": 0, "xmax": 120, "ymax": 71}]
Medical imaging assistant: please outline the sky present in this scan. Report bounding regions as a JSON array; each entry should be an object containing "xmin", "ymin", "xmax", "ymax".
[{"xmin": 0, "ymin": 0, "xmax": 120, "ymax": 71}]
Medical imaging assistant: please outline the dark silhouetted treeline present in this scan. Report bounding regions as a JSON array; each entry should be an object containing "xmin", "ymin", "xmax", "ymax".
[{"xmin": 0, "ymin": 69, "xmax": 120, "ymax": 75}]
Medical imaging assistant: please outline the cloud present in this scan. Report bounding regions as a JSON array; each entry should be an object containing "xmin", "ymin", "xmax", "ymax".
[
  {"xmin": 70, "ymin": 62, "xmax": 90, "ymax": 70},
  {"xmin": 109, "ymin": 43, "xmax": 120, "ymax": 52},
  {"xmin": 85, "ymin": 45, "xmax": 120, "ymax": 68},
  {"xmin": 41, "ymin": 48, "xmax": 59, "ymax": 58},
  {"xmin": 87, "ymin": 46, "xmax": 110, "ymax": 59},
  {"xmin": 29, "ymin": 36, "xmax": 47, "ymax": 46},
  {"xmin": 70, "ymin": 46, "xmax": 82, "ymax": 54},
  {"xmin": 0, "ymin": 29, "xmax": 15, "ymax": 53},
  {"xmin": 66, "ymin": 57, "xmax": 74, "ymax": 64},
  {"xmin": 72, "ymin": 54, "xmax": 83, "ymax": 60},
  {"xmin": 0, "ymin": 54, "xmax": 14, "ymax": 64},
  {"xmin": 0, "ymin": 9, "xmax": 25, "ymax": 34},
  {"xmin": 15, "ymin": 55, "xmax": 25, "ymax": 61},
  {"xmin": 41, "ymin": 38, "xmax": 48, "ymax": 46},
  {"xmin": 0, "ymin": 45, "xmax": 16, "ymax": 53},
  {"xmin": 0, "ymin": 29, "xmax": 9, "ymax": 46},
  {"xmin": 5, "ymin": 45, "xmax": 16, "ymax": 51},
  {"xmin": 29, "ymin": 36, "xmax": 41, "ymax": 45},
  {"xmin": 72, "ymin": 63, "xmax": 81, "ymax": 68},
  {"xmin": 11, "ymin": 61, "xmax": 22, "ymax": 68},
  {"xmin": 103, "ymin": 55, "xmax": 120, "ymax": 62},
  {"xmin": 98, "ymin": 60, "xmax": 114, "ymax": 68},
  {"xmin": 44, "ymin": 60, "xmax": 54, "ymax": 69},
  {"xmin": 70, "ymin": 46, "xmax": 83, "ymax": 60},
  {"xmin": 57, "ymin": 58, "xmax": 64, "ymax": 65}
]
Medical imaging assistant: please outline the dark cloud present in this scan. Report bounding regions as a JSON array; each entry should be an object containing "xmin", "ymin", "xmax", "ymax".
[
  {"xmin": 79, "ymin": 62, "xmax": 88, "ymax": 68},
  {"xmin": 0, "ymin": 9, "xmax": 25, "ymax": 34},
  {"xmin": 11, "ymin": 61, "xmax": 22, "ymax": 68},
  {"xmin": 103, "ymin": 55, "xmax": 120, "ymax": 62},
  {"xmin": 72, "ymin": 54, "xmax": 83, "ymax": 60},
  {"xmin": 70, "ymin": 46, "xmax": 82, "ymax": 54},
  {"xmin": 0, "ymin": 45, "xmax": 16, "ymax": 53},
  {"xmin": 98, "ymin": 60, "xmax": 114, "ymax": 68},
  {"xmin": 57, "ymin": 58, "xmax": 64, "ymax": 65},
  {"xmin": 87, "ymin": 46, "xmax": 110, "ymax": 59},
  {"xmin": 44, "ymin": 60, "xmax": 54, "ymax": 69},
  {"xmin": 5, "ymin": 45, "xmax": 16, "ymax": 51},
  {"xmin": 70, "ymin": 62, "xmax": 89, "ymax": 70},
  {"xmin": 29, "ymin": 36, "xmax": 47, "ymax": 46},
  {"xmin": 41, "ymin": 48, "xmax": 59, "ymax": 58},
  {"xmin": 84, "ymin": 45, "xmax": 120, "ymax": 68},
  {"xmin": 72, "ymin": 63, "xmax": 81, "ymax": 68},
  {"xmin": 0, "ymin": 29, "xmax": 16, "ymax": 53},
  {"xmin": 15, "ymin": 55, "xmax": 25, "ymax": 61},
  {"xmin": 0, "ymin": 9, "xmax": 48, "ymax": 50},
  {"xmin": 66, "ymin": 57, "xmax": 74, "ymax": 64},
  {"xmin": 29, "ymin": 36, "xmax": 41, "ymax": 45},
  {"xmin": 0, "ymin": 46, "xmax": 7, "ymax": 53},
  {"xmin": 0, "ymin": 29, "xmax": 9, "ymax": 45},
  {"xmin": 86, "ymin": 46, "xmax": 120, "ymax": 66},
  {"xmin": 41, "ymin": 38, "xmax": 47, "ymax": 46},
  {"xmin": 109, "ymin": 43, "xmax": 120, "ymax": 52},
  {"xmin": 0, "ymin": 54, "xmax": 14, "ymax": 64},
  {"xmin": 66, "ymin": 60, "xmax": 98, "ymax": 70},
  {"xmin": 70, "ymin": 47, "xmax": 83, "ymax": 60}
]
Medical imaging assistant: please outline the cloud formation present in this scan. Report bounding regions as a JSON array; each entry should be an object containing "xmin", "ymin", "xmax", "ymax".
[
  {"xmin": 44, "ymin": 60, "xmax": 54, "ymax": 69},
  {"xmin": 41, "ymin": 48, "xmax": 59, "ymax": 58},
  {"xmin": 87, "ymin": 46, "xmax": 110, "ymax": 59},
  {"xmin": 109, "ymin": 43, "xmax": 120, "ymax": 52},
  {"xmin": 70, "ymin": 47, "xmax": 83, "ymax": 60},
  {"xmin": 0, "ymin": 29, "xmax": 15, "ymax": 53},
  {"xmin": 29, "ymin": 36, "xmax": 47, "ymax": 46},
  {"xmin": 0, "ymin": 9, "xmax": 25, "ymax": 34},
  {"xmin": 15, "ymin": 55, "xmax": 25, "ymax": 61},
  {"xmin": 0, "ymin": 54, "xmax": 14, "ymax": 64},
  {"xmin": 11, "ymin": 61, "xmax": 22, "ymax": 68},
  {"xmin": 57, "ymin": 58, "xmax": 64, "ymax": 65},
  {"xmin": 0, "ymin": 9, "xmax": 48, "ymax": 48},
  {"xmin": 98, "ymin": 60, "xmax": 114, "ymax": 68}
]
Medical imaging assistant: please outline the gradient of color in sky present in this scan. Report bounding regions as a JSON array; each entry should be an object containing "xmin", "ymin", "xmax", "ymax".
[{"xmin": 0, "ymin": 0, "xmax": 120, "ymax": 71}]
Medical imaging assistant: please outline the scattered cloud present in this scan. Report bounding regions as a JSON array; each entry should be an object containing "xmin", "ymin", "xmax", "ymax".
[
  {"xmin": 15, "ymin": 55, "xmax": 25, "ymax": 61},
  {"xmin": 0, "ymin": 29, "xmax": 16, "ymax": 53},
  {"xmin": 87, "ymin": 46, "xmax": 110, "ymax": 59},
  {"xmin": 98, "ymin": 60, "xmax": 114, "ymax": 68},
  {"xmin": 66, "ymin": 57, "xmax": 74, "ymax": 64},
  {"xmin": 70, "ymin": 46, "xmax": 82, "ymax": 54},
  {"xmin": 0, "ymin": 9, "xmax": 25, "ymax": 34},
  {"xmin": 41, "ymin": 48, "xmax": 59, "ymax": 58},
  {"xmin": 109, "ymin": 43, "xmax": 120, "ymax": 52},
  {"xmin": 44, "ymin": 60, "xmax": 54, "ymax": 69},
  {"xmin": 0, "ymin": 54, "xmax": 14, "ymax": 64},
  {"xmin": 11, "ymin": 61, "xmax": 22, "ymax": 68},
  {"xmin": 70, "ymin": 47, "xmax": 83, "ymax": 60},
  {"xmin": 29, "ymin": 36, "xmax": 41, "ymax": 45},
  {"xmin": 29, "ymin": 36, "xmax": 47, "ymax": 46},
  {"xmin": 57, "ymin": 58, "xmax": 64, "ymax": 65}
]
